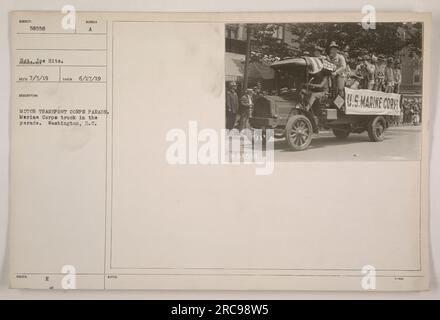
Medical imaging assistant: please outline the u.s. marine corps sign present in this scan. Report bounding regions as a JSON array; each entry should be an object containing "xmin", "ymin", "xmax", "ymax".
[{"xmin": 345, "ymin": 87, "xmax": 401, "ymax": 116}]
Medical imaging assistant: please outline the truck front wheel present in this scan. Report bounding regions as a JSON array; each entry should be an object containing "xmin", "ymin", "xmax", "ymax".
[{"xmin": 285, "ymin": 115, "xmax": 313, "ymax": 151}]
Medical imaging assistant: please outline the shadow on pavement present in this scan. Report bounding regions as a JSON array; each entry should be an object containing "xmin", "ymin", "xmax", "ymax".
[{"xmin": 275, "ymin": 134, "xmax": 387, "ymax": 152}]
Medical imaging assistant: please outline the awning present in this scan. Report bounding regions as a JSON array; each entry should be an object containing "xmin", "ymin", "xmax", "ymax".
[{"xmin": 225, "ymin": 52, "xmax": 275, "ymax": 81}]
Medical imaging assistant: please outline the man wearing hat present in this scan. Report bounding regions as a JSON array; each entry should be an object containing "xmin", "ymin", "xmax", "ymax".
[
  {"xmin": 327, "ymin": 41, "xmax": 347, "ymax": 98},
  {"xmin": 393, "ymin": 61, "xmax": 402, "ymax": 94},
  {"xmin": 354, "ymin": 56, "xmax": 365, "ymax": 87},
  {"xmin": 239, "ymin": 88, "xmax": 254, "ymax": 131},
  {"xmin": 225, "ymin": 81, "xmax": 239, "ymax": 130},
  {"xmin": 384, "ymin": 57, "xmax": 395, "ymax": 93},
  {"xmin": 373, "ymin": 54, "xmax": 386, "ymax": 91},
  {"xmin": 363, "ymin": 54, "xmax": 376, "ymax": 90}
]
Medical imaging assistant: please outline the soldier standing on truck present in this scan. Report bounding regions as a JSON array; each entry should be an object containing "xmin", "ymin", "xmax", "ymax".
[
  {"xmin": 373, "ymin": 54, "xmax": 386, "ymax": 91},
  {"xmin": 364, "ymin": 54, "xmax": 376, "ymax": 90},
  {"xmin": 393, "ymin": 62, "xmax": 402, "ymax": 94},
  {"xmin": 384, "ymin": 57, "xmax": 395, "ymax": 93},
  {"xmin": 327, "ymin": 41, "xmax": 347, "ymax": 98}
]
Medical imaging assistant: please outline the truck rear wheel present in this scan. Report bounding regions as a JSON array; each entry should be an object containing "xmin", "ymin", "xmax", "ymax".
[
  {"xmin": 285, "ymin": 115, "xmax": 313, "ymax": 151},
  {"xmin": 367, "ymin": 116, "xmax": 387, "ymax": 142}
]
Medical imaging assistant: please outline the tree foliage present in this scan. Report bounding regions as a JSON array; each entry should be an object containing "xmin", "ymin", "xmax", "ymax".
[
  {"xmin": 247, "ymin": 22, "xmax": 423, "ymax": 62},
  {"xmin": 248, "ymin": 24, "xmax": 291, "ymax": 62}
]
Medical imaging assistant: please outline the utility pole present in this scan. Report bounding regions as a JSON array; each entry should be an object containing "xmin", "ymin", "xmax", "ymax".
[{"xmin": 243, "ymin": 24, "xmax": 251, "ymax": 90}]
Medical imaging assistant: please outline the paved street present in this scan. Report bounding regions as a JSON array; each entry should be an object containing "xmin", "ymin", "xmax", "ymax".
[{"xmin": 271, "ymin": 125, "xmax": 422, "ymax": 161}]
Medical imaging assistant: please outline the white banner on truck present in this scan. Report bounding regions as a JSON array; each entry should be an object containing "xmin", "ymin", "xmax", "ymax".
[{"xmin": 344, "ymin": 88, "xmax": 401, "ymax": 116}]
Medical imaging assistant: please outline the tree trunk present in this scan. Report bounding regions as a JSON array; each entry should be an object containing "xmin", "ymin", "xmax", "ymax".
[{"xmin": 243, "ymin": 25, "xmax": 251, "ymax": 90}]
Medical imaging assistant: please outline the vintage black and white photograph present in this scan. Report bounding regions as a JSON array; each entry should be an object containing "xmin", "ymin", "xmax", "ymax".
[
  {"xmin": 4, "ymin": 7, "xmax": 435, "ymax": 296},
  {"xmin": 225, "ymin": 22, "xmax": 424, "ymax": 160}
]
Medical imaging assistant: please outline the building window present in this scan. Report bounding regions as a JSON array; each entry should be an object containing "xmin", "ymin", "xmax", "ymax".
[
  {"xmin": 413, "ymin": 69, "xmax": 421, "ymax": 84},
  {"xmin": 226, "ymin": 25, "xmax": 239, "ymax": 39}
]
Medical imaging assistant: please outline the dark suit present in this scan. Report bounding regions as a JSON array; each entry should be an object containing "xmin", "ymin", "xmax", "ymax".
[{"xmin": 226, "ymin": 89, "xmax": 239, "ymax": 130}]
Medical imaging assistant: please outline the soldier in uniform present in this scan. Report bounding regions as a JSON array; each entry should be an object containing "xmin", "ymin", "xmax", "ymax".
[
  {"xmin": 373, "ymin": 54, "xmax": 386, "ymax": 91},
  {"xmin": 327, "ymin": 41, "xmax": 347, "ymax": 98},
  {"xmin": 384, "ymin": 57, "xmax": 395, "ymax": 93}
]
